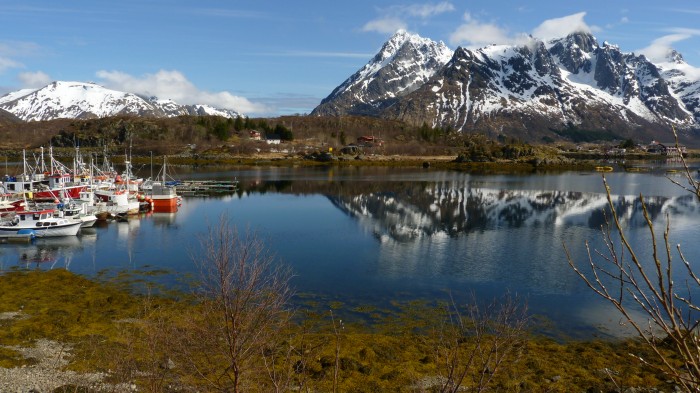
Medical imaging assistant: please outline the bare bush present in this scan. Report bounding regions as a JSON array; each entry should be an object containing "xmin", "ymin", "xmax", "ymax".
[
  {"xmin": 434, "ymin": 293, "xmax": 528, "ymax": 393},
  {"xmin": 566, "ymin": 131, "xmax": 700, "ymax": 390},
  {"xmin": 179, "ymin": 216, "xmax": 293, "ymax": 392},
  {"xmin": 566, "ymin": 176, "xmax": 700, "ymax": 390}
]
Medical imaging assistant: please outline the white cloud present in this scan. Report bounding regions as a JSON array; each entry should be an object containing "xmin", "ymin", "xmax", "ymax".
[
  {"xmin": 401, "ymin": 2, "xmax": 455, "ymax": 18},
  {"xmin": 362, "ymin": 18, "xmax": 407, "ymax": 34},
  {"xmin": 637, "ymin": 31, "xmax": 700, "ymax": 79},
  {"xmin": 638, "ymin": 34, "xmax": 690, "ymax": 62},
  {"xmin": 363, "ymin": 2, "xmax": 454, "ymax": 34},
  {"xmin": 531, "ymin": 12, "xmax": 591, "ymax": 41},
  {"xmin": 0, "ymin": 41, "xmax": 40, "ymax": 74},
  {"xmin": 18, "ymin": 71, "xmax": 51, "ymax": 88},
  {"xmin": 95, "ymin": 69, "xmax": 269, "ymax": 115},
  {"xmin": 0, "ymin": 57, "xmax": 21, "ymax": 73},
  {"xmin": 448, "ymin": 12, "xmax": 599, "ymax": 49},
  {"xmin": 449, "ymin": 13, "xmax": 512, "ymax": 47}
]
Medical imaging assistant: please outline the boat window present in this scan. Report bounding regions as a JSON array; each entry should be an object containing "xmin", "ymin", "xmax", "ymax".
[
  {"xmin": 51, "ymin": 222, "xmax": 57, "ymax": 226},
  {"xmin": 33, "ymin": 214, "xmax": 40, "ymax": 220},
  {"xmin": 7, "ymin": 184, "xmax": 15, "ymax": 191}
]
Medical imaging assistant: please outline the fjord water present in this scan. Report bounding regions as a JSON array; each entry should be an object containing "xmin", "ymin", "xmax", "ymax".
[{"xmin": 2, "ymin": 166, "xmax": 699, "ymax": 338}]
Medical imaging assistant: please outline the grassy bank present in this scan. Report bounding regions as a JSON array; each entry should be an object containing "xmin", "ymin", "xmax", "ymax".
[{"xmin": 0, "ymin": 269, "xmax": 678, "ymax": 392}]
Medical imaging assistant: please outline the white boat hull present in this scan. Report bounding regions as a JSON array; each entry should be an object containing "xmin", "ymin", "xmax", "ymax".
[{"xmin": 0, "ymin": 221, "xmax": 82, "ymax": 237}]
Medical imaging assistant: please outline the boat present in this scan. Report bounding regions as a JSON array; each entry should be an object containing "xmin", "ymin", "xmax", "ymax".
[
  {"xmin": 0, "ymin": 148, "xmax": 88, "ymax": 201},
  {"xmin": 56, "ymin": 201, "xmax": 98, "ymax": 228},
  {"xmin": 93, "ymin": 153, "xmax": 142, "ymax": 216},
  {"xmin": 145, "ymin": 157, "xmax": 180, "ymax": 212},
  {"xmin": 0, "ymin": 193, "xmax": 27, "ymax": 212},
  {"xmin": 0, "ymin": 208, "xmax": 82, "ymax": 237},
  {"xmin": 93, "ymin": 190, "xmax": 141, "ymax": 217},
  {"xmin": 595, "ymin": 166, "xmax": 613, "ymax": 172}
]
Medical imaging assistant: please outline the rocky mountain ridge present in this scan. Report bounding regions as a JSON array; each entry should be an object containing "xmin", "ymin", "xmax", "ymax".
[{"xmin": 314, "ymin": 30, "xmax": 700, "ymax": 143}]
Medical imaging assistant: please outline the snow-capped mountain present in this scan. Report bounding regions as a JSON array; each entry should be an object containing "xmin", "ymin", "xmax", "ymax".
[
  {"xmin": 655, "ymin": 51, "xmax": 700, "ymax": 126},
  {"xmin": 314, "ymin": 31, "xmax": 700, "ymax": 142},
  {"xmin": 0, "ymin": 81, "xmax": 241, "ymax": 121},
  {"xmin": 312, "ymin": 29, "xmax": 453, "ymax": 116}
]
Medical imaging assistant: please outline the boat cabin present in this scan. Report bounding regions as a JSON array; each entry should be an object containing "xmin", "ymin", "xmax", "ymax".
[{"xmin": 16, "ymin": 209, "xmax": 55, "ymax": 223}]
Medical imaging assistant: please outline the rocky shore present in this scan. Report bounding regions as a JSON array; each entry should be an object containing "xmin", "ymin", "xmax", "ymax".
[{"xmin": 0, "ymin": 312, "xmax": 129, "ymax": 393}]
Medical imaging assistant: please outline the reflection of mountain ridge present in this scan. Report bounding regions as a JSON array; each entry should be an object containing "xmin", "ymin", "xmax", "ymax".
[{"xmin": 328, "ymin": 185, "xmax": 700, "ymax": 242}]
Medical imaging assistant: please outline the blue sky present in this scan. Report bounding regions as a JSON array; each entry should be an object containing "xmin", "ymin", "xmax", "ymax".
[{"xmin": 1, "ymin": 1, "xmax": 699, "ymax": 117}]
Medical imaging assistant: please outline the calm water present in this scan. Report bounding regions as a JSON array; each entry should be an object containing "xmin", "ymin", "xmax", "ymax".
[{"xmin": 2, "ymin": 165, "xmax": 699, "ymax": 338}]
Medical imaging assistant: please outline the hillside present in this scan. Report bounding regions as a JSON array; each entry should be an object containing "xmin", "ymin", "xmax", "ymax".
[{"xmin": 0, "ymin": 115, "xmax": 450, "ymax": 155}]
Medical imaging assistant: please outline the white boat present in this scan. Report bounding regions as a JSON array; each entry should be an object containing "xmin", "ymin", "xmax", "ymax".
[
  {"xmin": 57, "ymin": 201, "xmax": 98, "ymax": 228},
  {"xmin": 93, "ymin": 190, "xmax": 140, "ymax": 217},
  {"xmin": 0, "ymin": 208, "xmax": 82, "ymax": 237}
]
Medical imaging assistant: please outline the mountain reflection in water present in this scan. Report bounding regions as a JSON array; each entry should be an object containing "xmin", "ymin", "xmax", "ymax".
[
  {"xmin": 328, "ymin": 186, "xmax": 699, "ymax": 240},
  {"xmin": 1, "ymin": 167, "xmax": 699, "ymax": 338}
]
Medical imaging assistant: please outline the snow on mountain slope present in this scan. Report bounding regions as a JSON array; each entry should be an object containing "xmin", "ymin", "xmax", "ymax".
[
  {"xmin": 656, "ymin": 51, "xmax": 700, "ymax": 125},
  {"xmin": 315, "ymin": 31, "xmax": 700, "ymax": 141},
  {"xmin": 0, "ymin": 88, "xmax": 38, "ymax": 105},
  {"xmin": 0, "ymin": 81, "xmax": 242, "ymax": 121},
  {"xmin": 312, "ymin": 29, "xmax": 453, "ymax": 116}
]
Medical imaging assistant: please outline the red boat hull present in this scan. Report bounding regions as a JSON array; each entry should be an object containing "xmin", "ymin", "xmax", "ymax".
[
  {"xmin": 32, "ymin": 185, "xmax": 88, "ymax": 201},
  {"xmin": 151, "ymin": 196, "xmax": 179, "ymax": 212}
]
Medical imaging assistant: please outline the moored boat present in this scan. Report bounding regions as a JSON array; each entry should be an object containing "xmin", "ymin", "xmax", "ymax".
[
  {"xmin": 0, "ymin": 209, "xmax": 82, "ymax": 237},
  {"xmin": 145, "ymin": 156, "xmax": 180, "ymax": 212},
  {"xmin": 0, "ymin": 148, "xmax": 88, "ymax": 201},
  {"xmin": 57, "ymin": 201, "xmax": 98, "ymax": 228}
]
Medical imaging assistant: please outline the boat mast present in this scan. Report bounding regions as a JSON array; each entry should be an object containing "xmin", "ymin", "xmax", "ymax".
[
  {"xmin": 22, "ymin": 149, "xmax": 27, "ymax": 180},
  {"xmin": 40, "ymin": 146, "xmax": 47, "ymax": 176},
  {"xmin": 49, "ymin": 146, "xmax": 53, "ymax": 175}
]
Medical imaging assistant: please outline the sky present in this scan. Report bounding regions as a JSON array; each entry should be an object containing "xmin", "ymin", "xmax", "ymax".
[{"xmin": 1, "ymin": 1, "xmax": 699, "ymax": 117}]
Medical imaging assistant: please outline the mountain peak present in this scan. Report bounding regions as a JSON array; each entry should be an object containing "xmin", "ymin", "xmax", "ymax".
[
  {"xmin": 667, "ymin": 49, "xmax": 685, "ymax": 64},
  {"xmin": 0, "ymin": 81, "xmax": 242, "ymax": 121},
  {"xmin": 314, "ymin": 28, "xmax": 700, "ymax": 142},
  {"xmin": 550, "ymin": 31, "xmax": 598, "ymax": 52},
  {"xmin": 311, "ymin": 30, "xmax": 453, "ymax": 116}
]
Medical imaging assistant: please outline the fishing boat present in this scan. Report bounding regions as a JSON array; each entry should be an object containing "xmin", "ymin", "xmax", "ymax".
[
  {"xmin": 93, "ymin": 153, "xmax": 142, "ymax": 216},
  {"xmin": 0, "ymin": 193, "xmax": 27, "ymax": 212},
  {"xmin": 93, "ymin": 190, "xmax": 141, "ymax": 217},
  {"xmin": 0, "ymin": 208, "xmax": 82, "ymax": 237},
  {"xmin": 56, "ymin": 201, "xmax": 98, "ymax": 228},
  {"xmin": 0, "ymin": 148, "xmax": 88, "ymax": 201},
  {"xmin": 144, "ymin": 157, "xmax": 180, "ymax": 212}
]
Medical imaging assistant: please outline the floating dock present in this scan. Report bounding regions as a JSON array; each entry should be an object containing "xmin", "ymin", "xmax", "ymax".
[
  {"xmin": 176, "ymin": 180, "xmax": 239, "ymax": 195},
  {"xmin": 0, "ymin": 230, "xmax": 36, "ymax": 243}
]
